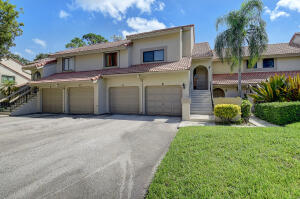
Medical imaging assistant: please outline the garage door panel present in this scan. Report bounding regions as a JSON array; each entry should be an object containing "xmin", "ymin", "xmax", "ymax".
[
  {"xmin": 42, "ymin": 88, "xmax": 63, "ymax": 113},
  {"xmin": 110, "ymin": 87, "xmax": 139, "ymax": 114},
  {"xmin": 69, "ymin": 87, "xmax": 94, "ymax": 114},
  {"xmin": 146, "ymin": 86, "xmax": 182, "ymax": 116}
]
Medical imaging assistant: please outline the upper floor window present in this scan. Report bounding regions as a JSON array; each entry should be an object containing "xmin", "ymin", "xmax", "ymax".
[
  {"xmin": 263, "ymin": 58, "xmax": 274, "ymax": 68},
  {"xmin": 1, "ymin": 75, "xmax": 15, "ymax": 83},
  {"xmin": 246, "ymin": 60, "xmax": 257, "ymax": 69},
  {"xmin": 33, "ymin": 71, "xmax": 41, "ymax": 81},
  {"xmin": 63, "ymin": 57, "xmax": 74, "ymax": 71},
  {"xmin": 143, "ymin": 49, "xmax": 164, "ymax": 63},
  {"xmin": 105, "ymin": 52, "xmax": 118, "ymax": 67}
]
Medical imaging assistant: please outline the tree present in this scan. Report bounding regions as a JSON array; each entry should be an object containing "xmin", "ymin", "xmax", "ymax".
[
  {"xmin": 34, "ymin": 53, "xmax": 50, "ymax": 61},
  {"xmin": 65, "ymin": 33, "xmax": 108, "ymax": 48},
  {"xmin": 0, "ymin": 0, "xmax": 24, "ymax": 59},
  {"xmin": 0, "ymin": 80, "xmax": 17, "ymax": 97},
  {"xmin": 82, "ymin": 33, "xmax": 108, "ymax": 45},
  {"xmin": 214, "ymin": 0, "xmax": 268, "ymax": 97},
  {"xmin": 65, "ymin": 37, "xmax": 86, "ymax": 48},
  {"xmin": 8, "ymin": 53, "xmax": 29, "ymax": 65},
  {"xmin": 111, "ymin": 35, "xmax": 123, "ymax": 42}
]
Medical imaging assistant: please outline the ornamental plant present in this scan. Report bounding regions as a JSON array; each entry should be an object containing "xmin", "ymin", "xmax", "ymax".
[
  {"xmin": 250, "ymin": 74, "xmax": 300, "ymax": 103},
  {"xmin": 214, "ymin": 104, "xmax": 241, "ymax": 123}
]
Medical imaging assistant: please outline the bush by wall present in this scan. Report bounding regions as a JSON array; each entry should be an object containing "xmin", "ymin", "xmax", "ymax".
[
  {"xmin": 241, "ymin": 100, "xmax": 252, "ymax": 122},
  {"xmin": 214, "ymin": 104, "xmax": 241, "ymax": 123},
  {"xmin": 254, "ymin": 102, "xmax": 300, "ymax": 125}
]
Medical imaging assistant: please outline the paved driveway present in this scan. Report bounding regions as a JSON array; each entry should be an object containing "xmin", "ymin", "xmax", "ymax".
[{"xmin": 0, "ymin": 114, "xmax": 180, "ymax": 199}]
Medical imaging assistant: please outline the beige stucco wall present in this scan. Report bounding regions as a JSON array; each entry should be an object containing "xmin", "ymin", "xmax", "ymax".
[
  {"xmin": 75, "ymin": 53, "xmax": 102, "ymax": 71},
  {"xmin": 0, "ymin": 64, "xmax": 29, "ymax": 86},
  {"xmin": 276, "ymin": 57, "xmax": 300, "ymax": 71},
  {"xmin": 1, "ymin": 59, "xmax": 31, "ymax": 77},
  {"xmin": 214, "ymin": 97, "xmax": 242, "ymax": 106},
  {"xmin": 130, "ymin": 32, "xmax": 181, "ymax": 65},
  {"xmin": 182, "ymin": 29, "xmax": 193, "ymax": 57}
]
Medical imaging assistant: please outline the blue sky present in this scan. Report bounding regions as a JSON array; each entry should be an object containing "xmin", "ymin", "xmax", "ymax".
[{"xmin": 10, "ymin": 0, "xmax": 300, "ymax": 60}]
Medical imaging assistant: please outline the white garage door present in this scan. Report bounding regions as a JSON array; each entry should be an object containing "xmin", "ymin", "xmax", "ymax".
[
  {"xmin": 109, "ymin": 87, "xmax": 139, "ymax": 114},
  {"xmin": 42, "ymin": 88, "xmax": 63, "ymax": 113},
  {"xmin": 146, "ymin": 86, "xmax": 182, "ymax": 116},
  {"xmin": 69, "ymin": 87, "xmax": 94, "ymax": 114}
]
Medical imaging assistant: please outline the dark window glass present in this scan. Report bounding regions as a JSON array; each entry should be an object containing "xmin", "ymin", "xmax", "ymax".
[
  {"xmin": 263, "ymin": 58, "xmax": 274, "ymax": 68},
  {"xmin": 143, "ymin": 49, "xmax": 164, "ymax": 62},
  {"xmin": 105, "ymin": 52, "xmax": 118, "ymax": 67},
  {"xmin": 143, "ymin": 51, "xmax": 154, "ymax": 62},
  {"xmin": 246, "ymin": 60, "xmax": 257, "ymax": 69}
]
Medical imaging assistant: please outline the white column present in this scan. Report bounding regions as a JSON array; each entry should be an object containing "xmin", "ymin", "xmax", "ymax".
[
  {"xmin": 63, "ymin": 88, "xmax": 69, "ymax": 114},
  {"xmin": 94, "ymin": 83, "xmax": 99, "ymax": 114}
]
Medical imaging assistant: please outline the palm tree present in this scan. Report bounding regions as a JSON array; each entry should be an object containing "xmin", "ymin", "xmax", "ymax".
[
  {"xmin": 0, "ymin": 80, "xmax": 17, "ymax": 97},
  {"xmin": 214, "ymin": 0, "xmax": 268, "ymax": 97}
]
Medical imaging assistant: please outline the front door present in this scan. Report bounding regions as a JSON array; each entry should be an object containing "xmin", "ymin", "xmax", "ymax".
[{"xmin": 193, "ymin": 66, "xmax": 208, "ymax": 90}]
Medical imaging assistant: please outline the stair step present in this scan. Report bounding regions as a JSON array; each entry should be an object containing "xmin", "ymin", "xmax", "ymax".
[
  {"xmin": 190, "ymin": 114, "xmax": 214, "ymax": 122},
  {"xmin": 191, "ymin": 111, "xmax": 213, "ymax": 115}
]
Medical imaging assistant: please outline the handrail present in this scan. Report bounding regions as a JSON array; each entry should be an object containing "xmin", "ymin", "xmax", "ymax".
[
  {"xmin": 210, "ymin": 81, "xmax": 214, "ymax": 110},
  {"xmin": 0, "ymin": 85, "xmax": 30, "ymax": 103},
  {"xmin": 9, "ymin": 88, "xmax": 32, "ymax": 103}
]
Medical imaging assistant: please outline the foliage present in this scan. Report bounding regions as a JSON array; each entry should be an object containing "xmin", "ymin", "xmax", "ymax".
[
  {"xmin": 65, "ymin": 33, "xmax": 108, "ymax": 48},
  {"xmin": 241, "ymin": 99, "xmax": 252, "ymax": 122},
  {"xmin": 0, "ymin": 0, "xmax": 24, "ymax": 59},
  {"xmin": 34, "ymin": 53, "xmax": 49, "ymax": 61},
  {"xmin": 147, "ymin": 126, "xmax": 300, "ymax": 198},
  {"xmin": 214, "ymin": 0, "xmax": 268, "ymax": 97},
  {"xmin": 0, "ymin": 80, "xmax": 17, "ymax": 96},
  {"xmin": 65, "ymin": 37, "xmax": 86, "ymax": 48},
  {"xmin": 254, "ymin": 102, "xmax": 300, "ymax": 125},
  {"xmin": 250, "ymin": 74, "xmax": 300, "ymax": 103},
  {"xmin": 8, "ymin": 53, "xmax": 29, "ymax": 65},
  {"xmin": 214, "ymin": 104, "xmax": 241, "ymax": 123},
  {"xmin": 111, "ymin": 34, "xmax": 123, "ymax": 42}
]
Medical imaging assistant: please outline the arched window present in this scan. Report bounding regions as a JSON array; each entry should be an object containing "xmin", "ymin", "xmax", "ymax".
[
  {"xmin": 213, "ymin": 88, "xmax": 225, "ymax": 98},
  {"xmin": 33, "ymin": 71, "xmax": 41, "ymax": 81}
]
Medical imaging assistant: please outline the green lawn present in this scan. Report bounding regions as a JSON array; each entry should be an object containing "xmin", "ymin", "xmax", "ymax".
[{"xmin": 147, "ymin": 124, "xmax": 300, "ymax": 199}]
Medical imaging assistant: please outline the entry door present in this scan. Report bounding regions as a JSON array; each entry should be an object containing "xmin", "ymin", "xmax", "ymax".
[
  {"xmin": 194, "ymin": 67, "xmax": 208, "ymax": 90},
  {"xmin": 146, "ymin": 86, "xmax": 182, "ymax": 116}
]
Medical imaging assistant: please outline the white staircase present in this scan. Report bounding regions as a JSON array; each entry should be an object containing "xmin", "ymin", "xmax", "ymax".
[{"xmin": 190, "ymin": 90, "xmax": 213, "ymax": 115}]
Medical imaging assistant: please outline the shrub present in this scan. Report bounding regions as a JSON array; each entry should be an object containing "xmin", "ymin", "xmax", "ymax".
[
  {"xmin": 254, "ymin": 102, "xmax": 300, "ymax": 125},
  {"xmin": 214, "ymin": 104, "xmax": 241, "ymax": 123},
  {"xmin": 250, "ymin": 74, "xmax": 300, "ymax": 103},
  {"xmin": 241, "ymin": 100, "xmax": 252, "ymax": 122}
]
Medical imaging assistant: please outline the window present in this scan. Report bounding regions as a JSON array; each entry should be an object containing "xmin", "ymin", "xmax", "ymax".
[
  {"xmin": 33, "ymin": 71, "xmax": 41, "ymax": 80},
  {"xmin": 143, "ymin": 49, "xmax": 164, "ymax": 63},
  {"xmin": 63, "ymin": 57, "xmax": 74, "ymax": 71},
  {"xmin": 246, "ymin": 60, "xmax": 257, "ymax": 69},
  {"xmin": 1, "ymin": 75, "xmax": 15, "ymax": 83},
  {"xmin": 263, "ymin": 58, "xmax": 274, "ymax": 68},
  {"xmin": 105, "ymin": 52, "xmax": 118, "ymax": 67}
]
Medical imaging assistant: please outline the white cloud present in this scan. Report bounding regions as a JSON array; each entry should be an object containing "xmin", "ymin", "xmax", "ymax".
[
  {"xmin": 33, "ymin": 38, "xmax": 47, "ymax": 48},
  {"xmin": 264, "ymin": 6, "xmax": 290, "ymax": 21},
  {"xmin": 155, "ymin": 1, "xmax": 165, "ymax": 11},
  {"xmin": 59, "ymin": 10, "xmax": 70, "ymax": 19},
  {"xmin": 265, "ymin": 0, "xmax": 300, "ymax": 20},
  {"xmin": 277, "ymin": 0, "xmax": 300, "ymax": 12},
  {"xmin": 14, "ymin": 52, "xmax": 22, "ymax": 56},
  {"xmin": 73, "ymin": 0, "xmax": 155, "ymax": 20},
  {"xmin": 122, "ymin": 17, "xmax": 166, "ymax": 37},
  {"xmin": 25, "ymin": 49, "xmax": 34, "ymax": 55}
]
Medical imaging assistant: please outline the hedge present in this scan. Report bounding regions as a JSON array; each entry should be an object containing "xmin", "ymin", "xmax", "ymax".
[
  {"xmin": 254, "ymin": 102, "xmax": 300, "ymax": 125},
  {"xmin": 241, "ymin": 100, "xmax": 252, "ymax": 122}
]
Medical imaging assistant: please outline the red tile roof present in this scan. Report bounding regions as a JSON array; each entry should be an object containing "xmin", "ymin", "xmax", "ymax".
[
  {"xmin": 23, "ymin": 58, "xmax": 57, "ymax": 69},
  {"xmin": 50, "ymin": 40, "xmax": 132, "ymax": 57},
  {"xmin": 30, "ymin": 57, "xmax": 191, "ymax": 84},
  {"xmin": 192, "ymin": 42, "xmax": 213, "ymax": 58},
  {"xmin": 213, "ymin": 70, "xmax": 300, "ymax": 85},
  {"xmin": 213, "ymin": 43, "xmax": 300, "ymax": 59}
]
